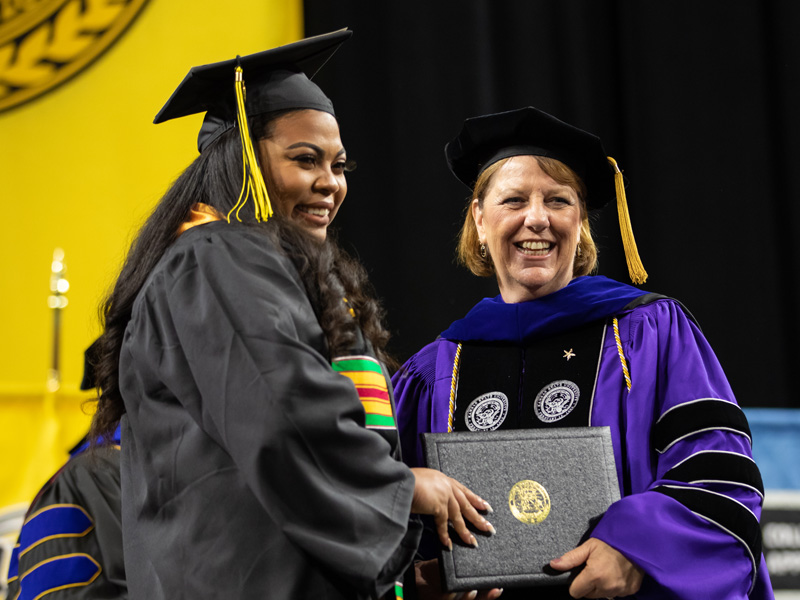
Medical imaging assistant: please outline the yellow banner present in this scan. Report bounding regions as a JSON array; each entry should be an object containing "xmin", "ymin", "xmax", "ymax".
[{"xmin": 0, "ymin": 0, "xmax": 302, "ymax": 510}]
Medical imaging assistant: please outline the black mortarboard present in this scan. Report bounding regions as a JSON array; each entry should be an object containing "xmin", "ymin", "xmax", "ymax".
[
  {"xmin": 154, "ymin": 28, "xmax": 352, "ymax": 153},
  {"xmin": 445, "ymin": 106, "xmax": 615, "ymax": 210},
  {"xmin": 446, "ymin": 106, "xmax": 647, "ymax": 283}
]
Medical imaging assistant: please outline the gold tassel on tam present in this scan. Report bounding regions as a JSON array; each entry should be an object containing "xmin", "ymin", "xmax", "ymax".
[
  {"xmin": 608, "ymin": 156, "xmax": 648, "ymax": 284},
  {"xmin": 227, "ymin": 64, "xmax": 274, "ymax": 223}
]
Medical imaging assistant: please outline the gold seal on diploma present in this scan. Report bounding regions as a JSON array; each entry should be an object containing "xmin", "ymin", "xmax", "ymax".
[{"xmin": 508, "ymin": 480, "xmax": 551, "ymax": 524}]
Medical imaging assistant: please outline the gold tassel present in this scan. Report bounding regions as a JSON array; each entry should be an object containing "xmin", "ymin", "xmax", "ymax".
[
  {"xmin": 227, "ymin": 64, "xmax": 273, "ymax": 223},
  {"xmin": 608, "ymin": 156, "xmax": 647, "ymax": 284}
]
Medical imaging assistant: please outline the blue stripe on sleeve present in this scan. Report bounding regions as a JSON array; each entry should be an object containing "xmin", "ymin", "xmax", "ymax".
[
  {"xmin": 19, "ymin": 505, "xmax": 93, "ymax": 555},
  {"xmin": 19, "ymin": 554, "xmax": 101, "ymax": 600},
  {"xmin": 7, "ymin": 543, "xmax": 20, "ymax": 581}
]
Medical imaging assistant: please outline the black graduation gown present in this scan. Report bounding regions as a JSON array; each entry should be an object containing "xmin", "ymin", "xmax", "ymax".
[{"xmin": 118, "ymin": 221, "xmax": 420, "ymax": 599}]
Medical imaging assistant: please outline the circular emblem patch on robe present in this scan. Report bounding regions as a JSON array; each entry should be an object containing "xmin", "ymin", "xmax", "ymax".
[
  {"xmin": 508, "ymin": 480, "xmax": 551, "ymax": 524},
  {"xmin": 534, "ymin": 380, "xmax": 580, "ymax": 423},
  {"xmin": 465, "ymin": 391, "xmax": 509, "ymax": 431}
]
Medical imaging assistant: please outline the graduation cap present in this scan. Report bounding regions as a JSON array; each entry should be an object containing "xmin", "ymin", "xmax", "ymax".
[
  {"xmin": 153, "ymin": 29, "xmax": 352, "ymax": 223},
  {"xmin": 155, "ymin": 28, "xmax": 351, "ymax": 151},
  {"xmin": 445, "ymin": 106, "xmax": 647, "ymax": 284}
]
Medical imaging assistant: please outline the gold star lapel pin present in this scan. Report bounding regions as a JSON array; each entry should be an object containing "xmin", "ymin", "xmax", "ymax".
[{"xmin": 563, "ymin": 348, "xmax": 576, "ymax": 361}]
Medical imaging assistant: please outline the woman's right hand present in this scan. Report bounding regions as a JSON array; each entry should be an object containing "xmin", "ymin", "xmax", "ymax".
[{"xmin": 410, "ymin": 467, "xmax": 495, "ymax": 549}]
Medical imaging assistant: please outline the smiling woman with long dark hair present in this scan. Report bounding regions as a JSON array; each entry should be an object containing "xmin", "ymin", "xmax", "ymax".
[{"xmin": 89, "ymin": 30, "xmax": 493, "ymax": 600}]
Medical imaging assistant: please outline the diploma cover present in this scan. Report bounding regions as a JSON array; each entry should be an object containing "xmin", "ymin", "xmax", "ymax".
[{"xmin": 422, "ymin": 427, "xmax": 620, "ymax": 591}]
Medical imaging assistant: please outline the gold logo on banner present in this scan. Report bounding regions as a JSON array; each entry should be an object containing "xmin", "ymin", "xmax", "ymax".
[
  {"xmin": 508, "ymin": 479, "xmax": 551, "ymax": 524},
  {"xmin": 0, "ymin": 0, "xmax": 149, "ymax": 113}
]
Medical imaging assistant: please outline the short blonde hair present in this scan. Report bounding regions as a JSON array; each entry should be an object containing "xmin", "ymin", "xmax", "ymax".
[{"xmin": 457, "ymin": 155, "xmax": 598, "ymax": 278}]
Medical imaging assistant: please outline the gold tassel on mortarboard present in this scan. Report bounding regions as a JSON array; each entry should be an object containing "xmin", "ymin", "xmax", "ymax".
[
  {"xmin": 608, "ymin": 156, "xmax": 647, "ymax": 284},
  {"xmin": 227, "ymin": 64, "xmax": 274, "ymax": 223}
]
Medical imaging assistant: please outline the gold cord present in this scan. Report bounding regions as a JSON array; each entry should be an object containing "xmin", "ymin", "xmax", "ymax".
[
  {"xmin": 447, "ymin": 343, "xmax": 463, "ymax": 432},
  {"xmin": 613, "ymin": 317, "xmax": 632, "ymax": 392}
]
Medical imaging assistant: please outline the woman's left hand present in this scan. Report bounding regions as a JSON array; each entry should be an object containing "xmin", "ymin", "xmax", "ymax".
[
  {"xmin": 549, "ymin": 537, "xmax": 643, "ymax": 599},
  {"xmin": 415, "ymin": 559, "xmax": 503, "ymax": 600}
]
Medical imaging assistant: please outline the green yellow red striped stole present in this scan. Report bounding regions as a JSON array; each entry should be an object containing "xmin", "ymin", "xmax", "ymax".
[{"xmin": 331, "ymin": 355, "xmax": 396, "ymax": 430}]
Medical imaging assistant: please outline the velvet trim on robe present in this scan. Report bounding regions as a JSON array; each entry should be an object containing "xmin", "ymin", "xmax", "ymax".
[{"xmin": 440, "ymin": 275, "xmax": 646, "ymax": 343}]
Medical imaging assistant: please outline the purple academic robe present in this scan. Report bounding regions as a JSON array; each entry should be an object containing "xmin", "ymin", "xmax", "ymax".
[{"xmin": 393, "ymin": 281, "xmax": 773, "ymax": 599}]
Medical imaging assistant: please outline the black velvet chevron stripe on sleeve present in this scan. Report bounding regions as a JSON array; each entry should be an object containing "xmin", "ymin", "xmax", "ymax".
[
  {"xmin": 653, "ymin": 399, "xmax": 752, "ymax": 454},
  {"xmin": 653, "ymin": 485, "xmax": 762, "ymax": 571},
  {"xmin": 663, "ymin": 451, "xmax": 764, "ymax": 497}
]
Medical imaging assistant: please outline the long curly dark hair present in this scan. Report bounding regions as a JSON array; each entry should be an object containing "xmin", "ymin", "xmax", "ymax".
[{"xmin": 90, "ymin": 111, "xmax": 392, "ymax": 442}]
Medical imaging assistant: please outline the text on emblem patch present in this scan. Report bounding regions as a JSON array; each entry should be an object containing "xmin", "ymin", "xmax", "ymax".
[
  {"xmin": 534, "ymin": 380, "xmax": 580, "ymax": 423},
  {"xmin": 465, "ymin": 391, "xmax": 509, "ymax": 431}
]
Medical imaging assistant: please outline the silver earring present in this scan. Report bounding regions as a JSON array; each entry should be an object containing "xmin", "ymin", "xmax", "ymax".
[{"xmin": 480, "ymin": 243, "xmax": 487, "ymax": 259}]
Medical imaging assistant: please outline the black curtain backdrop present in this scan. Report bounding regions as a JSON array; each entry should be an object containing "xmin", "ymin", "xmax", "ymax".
[{"xmin": 304, "ymin": 1, "xmax": 800, "ymax": 408}]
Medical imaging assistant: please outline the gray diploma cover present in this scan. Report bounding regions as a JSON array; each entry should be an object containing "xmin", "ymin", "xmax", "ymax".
[{"xmin": 423, "ymin": 427, "xmax": 620, "ymax": 591}]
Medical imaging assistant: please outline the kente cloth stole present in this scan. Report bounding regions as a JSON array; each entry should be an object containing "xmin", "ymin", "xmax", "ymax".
[
  {"xmin": 330, "ymin": 322, "xmax": 400, "ymax": 450},
  {"xmin": 452, "ymin": 319, "xmax": 608, "ymax": 432},
  {"xmin": 332, "ymin": 355, "xmax": 395, "ymax": 430}
]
